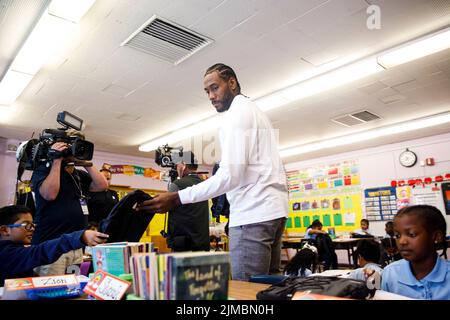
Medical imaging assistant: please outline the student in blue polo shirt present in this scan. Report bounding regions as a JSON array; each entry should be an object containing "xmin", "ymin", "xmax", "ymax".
[
  {"xmin": 349, "ymin": 239, "xmax": 383, "ymax": 281},
  {"xmin": 381, "ymin": 205, "xmax": 450, "ymax": 300}
]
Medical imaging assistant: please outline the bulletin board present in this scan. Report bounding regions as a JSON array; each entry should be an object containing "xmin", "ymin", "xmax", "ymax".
[
  {"xmin": 364, "ymin": 187, "xmax": 397, "ymax": 222},
  {"xmin": 287, "ymin": 194, "xmax": 363, "ymax": 233},
  {"xmin": 285, "ymin": 160, "xmax": 363, "ymax": 234},
  {"xmin": 363, "ymin": 183, "xmax": 447, "ymax": 221}
]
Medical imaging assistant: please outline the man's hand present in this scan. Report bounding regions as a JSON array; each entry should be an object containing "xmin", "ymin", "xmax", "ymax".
[
  {"xmin": 47, "ymin": 142, "xmax": 69, "ymax": 160},
  {"xmin": 82, "ymin": 230, "xmax": 109, "ymax": 246},
  {"xmin": 136, "ymin": 192, "xmax": 181, "ymax": 214}
]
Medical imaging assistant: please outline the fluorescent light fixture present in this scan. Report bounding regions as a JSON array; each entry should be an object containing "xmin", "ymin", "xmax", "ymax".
[
  {"xmin": 256, "ymin": 58, "xmax": 383, "ymax": 112},
  {"xmin": 0, "ymin": 71, "xmax": 34, "ymax": 105},
  {"xmin": 0, "ymin": 105, "xmax": 15, "ymax": 123},
  {"xmin": 49, "ymin": 0, "xmax": 96, "ymax": 23},
  {"xmin": 139, "ymin": 116, "xmax": 221, "ymax": 152},
  {"xmin": 10, "ymin": 14, "xmax": 75, "ymax": 75},
  {"xmin": 0, "ymin": 0, "xmax": 96, "ymax": 106},
  {"xmin": 280, "ymin": 112, "xmax": 450, "ymax": 158},
  {"xmin": 378, "ymin": 27, "xmax": 450, "ymax": 68}
]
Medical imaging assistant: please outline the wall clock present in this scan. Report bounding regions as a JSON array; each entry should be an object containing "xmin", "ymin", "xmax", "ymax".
[{"xmin": 399, "ymin": 149, "xmax": 417, "ymax": 167}]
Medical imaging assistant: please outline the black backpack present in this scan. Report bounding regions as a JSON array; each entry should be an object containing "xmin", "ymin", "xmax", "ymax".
[
  {"xmin": 256, "ymin": 276, "xmax": 374, "ymax": 300},
  {"xmin": 99, "ymin": 190, "xmax": 155, "ymax": 242}
]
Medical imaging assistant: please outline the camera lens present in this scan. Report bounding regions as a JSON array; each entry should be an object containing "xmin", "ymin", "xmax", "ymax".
[{"xmin": 161, "ymin": 156, "xmax": 171, "ymax": 166}]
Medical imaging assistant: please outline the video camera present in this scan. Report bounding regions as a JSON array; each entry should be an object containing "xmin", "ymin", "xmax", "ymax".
[
  {"xmin": 155, "ymin": 144, "xmax": 183, "ymax": 182},
  {"xmin": 16, "ymin": 111, "xmax": 94, "ymax": 179}
]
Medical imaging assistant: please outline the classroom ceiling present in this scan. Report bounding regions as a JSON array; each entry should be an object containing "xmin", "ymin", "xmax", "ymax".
[{"xmin": 0, "ymin": 0, "xmax": 449, "ymax": 164}]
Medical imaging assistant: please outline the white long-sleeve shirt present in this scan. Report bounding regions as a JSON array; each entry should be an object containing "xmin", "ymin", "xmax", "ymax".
[{"xmin": 178, "ymin": 95, "xmax": 288, "ymax": 227}]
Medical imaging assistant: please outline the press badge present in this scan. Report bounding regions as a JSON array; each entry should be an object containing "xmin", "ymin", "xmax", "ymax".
[{"xmin": 80, "ymin": 199, "xmax": 89, "ymax": 215}]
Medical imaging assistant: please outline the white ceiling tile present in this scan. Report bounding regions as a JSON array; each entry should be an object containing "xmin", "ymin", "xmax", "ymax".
[
  {"xmin": 190, "ymin": 0, "xmax": 270, "ymax": 39},
  {"xmin": 293, "ymin": 0, "xmax": 368, "ymax": 36},
  {"xmin": 371, "ymin": 87, "xmax": 399, "ymax": 99},
  {"xmin": 157, "ymin": 0, "xmax": 225, "ymax": 27},
  {"xmin": 437, "ymin": 57, "xmax": 450, "ymax": 72},
  {"xmin": 302, "ymin": 51, "xmax": 340, "ymax": 67},
  {"xmin": 379, "ymin": 72, "xmax": 416, "ymax": 87},
  {"xmin": 102, "ymin": 84, "xmax": 131, "ymax": 97},
  {"xmin": 391, "ymin": 79, "xmax": 422, "ymax": 93},
  {"xmin": 379, "ymin": 94, "xmax": 406, "ymax": 105},
  {"xmin": 357, "ymin": 81, "xmax": 388, "ymax": 94},
  {"xmin": 265, "ymin": 0, "xmax": 329, "ymax": 23}
]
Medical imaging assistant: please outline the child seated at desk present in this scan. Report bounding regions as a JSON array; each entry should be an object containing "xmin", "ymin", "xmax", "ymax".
[
  {"xmin": 380, "ymin": 221, "xmax": 402, "ymax": 267},
  {"xmin": 0, "ymin": 205, "xmax": 108, "ymax": 286},
  {"xmin": 305, "ymin": 220, "xmax": 338, "ymax": 270},
  {"xmin": 381, "ymin": 205, "xmax": 450, "ymax": 300},
  {"xmin": 350, "ymin": 219, "xmax": 374, "ymax": 238},
  {"xmin": 348, "ymin": 239, "xmax": 383, "ymax": 281}
]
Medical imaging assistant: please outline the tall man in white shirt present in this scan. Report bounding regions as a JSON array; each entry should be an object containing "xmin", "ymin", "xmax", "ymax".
[{"xmin": 137, "ymin": 63, "xmax": 288, "ymax": 280}]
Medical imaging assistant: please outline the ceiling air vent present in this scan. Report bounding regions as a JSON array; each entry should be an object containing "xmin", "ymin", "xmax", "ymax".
[
  {"xmin": 351, "ymin": 110, "xmax": 381, "ymax": 122},
  {"xmin": 332, "ymin": 110, "xmax": 381, "ymax": 127},
  {"xmin": 121, "ymin": 15, "xmax": 213, "ymax": 65}
]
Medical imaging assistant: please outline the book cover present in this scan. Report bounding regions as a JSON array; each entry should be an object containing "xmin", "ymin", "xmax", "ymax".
[
  {"xmin": 3, "ymin": 275, "xmax": 81, "ymax": 300},
  {"xmin": 92, "ymin": 242, "xmax": 153, "ymax": 276},
  {"xmin": 92, "ymin": 244, "xmax": 126, "ymax": 276},
  {"xmin": 83, "ymin": 270, "xmax": 130, "ymax": 300},
  {"xmin": 169, "ymin": 252, "xmax": 230, "ymax": 300}
]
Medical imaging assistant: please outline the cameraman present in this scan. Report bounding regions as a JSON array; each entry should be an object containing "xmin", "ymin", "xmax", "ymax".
[
  {"xmin": 87, "ymin": 167, "xmax": 119, "ymax": 227},
  {"xmin": 166, "ymin": 152, "xmax": 209, "ymax": 252},
  {"xmin": 31, "ymin": 140, "xmax": 108, "ymax": 276}
]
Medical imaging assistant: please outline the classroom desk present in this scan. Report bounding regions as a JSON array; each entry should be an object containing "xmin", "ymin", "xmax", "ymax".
[
  {"xmin": 282, "ymin": 237, "xmax": 306, "ymax": 250},
  {"xmin": 52, "ymin": 280, "xmax": 270, "ymax": 301},
  {"xmin": 228, "ymin": 280, "xmax": 270, "ymax": 300},
  {"xmin": 283, "ymin": 237, "xmax": 360, "ymax": 268},
  {"xmin": 332, "ymin": 238, "xmax": 361, "ymax": 268}
]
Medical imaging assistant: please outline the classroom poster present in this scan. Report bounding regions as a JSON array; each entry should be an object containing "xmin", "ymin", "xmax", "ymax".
[
  {"xmin": 364, "ymin": 187, "xmax": 397, "ymax": 221},
  {"xmin": 286, "ymin": 160, "xmax": 362, "ymax": 233},
  {"xmin": 411, "ymin": 184, "xmax": 446, "ymax": 215},
  {"xmin": 287, "ymin": 193, "xmax": 362, "ymax": 233},
  {"xmin": 286, "ymin": 160, "xmax": 360, "ymax": 198},
  {"xmin": 396, "ymin": 186, "xmax": 412, "ymax": 209}
]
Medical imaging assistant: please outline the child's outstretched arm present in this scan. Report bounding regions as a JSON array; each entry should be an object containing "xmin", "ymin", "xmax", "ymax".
[{"xmin": 0, "ymin": 230, "xmax": 108, "ymax": 283}]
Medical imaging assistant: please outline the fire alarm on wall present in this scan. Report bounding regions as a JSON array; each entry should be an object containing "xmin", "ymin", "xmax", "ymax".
[{"xmin": 425, "ymin": 158, "xmax": 435, "ymax": 166}]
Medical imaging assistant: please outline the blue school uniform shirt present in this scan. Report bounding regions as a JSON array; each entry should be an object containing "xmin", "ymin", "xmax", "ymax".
[
  {"xmin": 0, "ymin": 230, "xmax": 85, "ymax": 286},
  {"xmin": 304, "ymin": 228, "xmax": 316, "ymax": 240},
  {"xmin": 349, "ymin": 262, "xmax": 383, "ymax": 281},
  {"xmin": 381, "ymin": 257, "xmax": 450, "ymax": 300}
]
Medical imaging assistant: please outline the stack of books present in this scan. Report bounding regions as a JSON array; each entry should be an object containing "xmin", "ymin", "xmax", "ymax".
[
  {"xmin": 92, "ymin": 242, "xmax": 153, "ymax": 276},
  {"xmin": 130, "ymin": 251, "xmax": 229, "ymax": 300}
]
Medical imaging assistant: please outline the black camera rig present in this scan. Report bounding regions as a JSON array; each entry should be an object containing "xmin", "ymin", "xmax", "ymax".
[
  {"xmin": 16, "ymin": 111, "xmax": 94, "ymax": 180},
  {"xmin": 155, "ymin": 144, "xmax": 183, "ymax": 182}
]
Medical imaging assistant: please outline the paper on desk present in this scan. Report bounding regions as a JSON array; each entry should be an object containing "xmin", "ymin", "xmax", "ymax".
[
  {"xmin": 372, "ymin": 290, "xmax": 414, "ymax": 300},
  {"xmin": 310, "ymin": 269, "xmax": 352, "ymax": 278}
]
